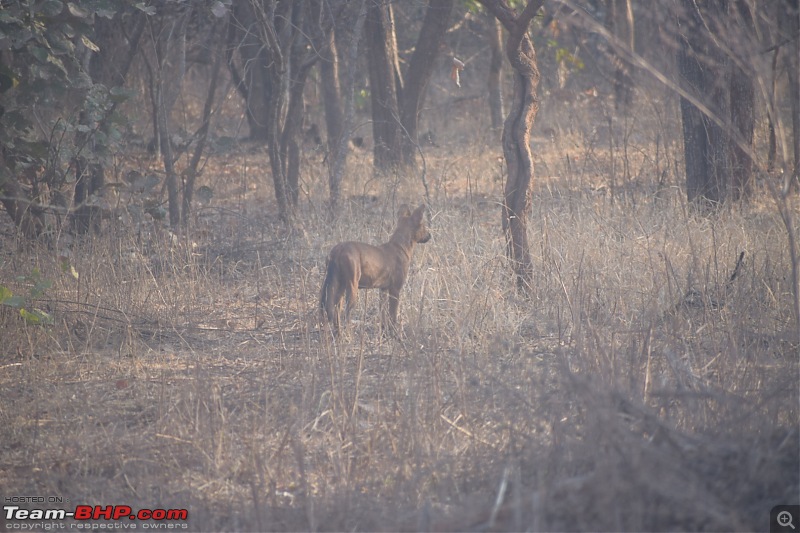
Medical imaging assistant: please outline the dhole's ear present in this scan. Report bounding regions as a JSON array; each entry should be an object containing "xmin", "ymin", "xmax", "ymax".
[
  {"xmin": 413, "ymin": 204, "xmax": 426, "ymax": 220},
  {"xmin": 398, "ymin": 204, "xmax": 412, "ymax": 218}
]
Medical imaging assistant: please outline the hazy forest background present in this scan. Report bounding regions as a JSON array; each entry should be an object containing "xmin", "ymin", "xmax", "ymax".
[{"xmin": 1, "ymin": 0, "xmax": 799, "ymax": 531}]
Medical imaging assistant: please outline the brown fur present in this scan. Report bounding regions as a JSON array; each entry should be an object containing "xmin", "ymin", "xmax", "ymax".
[{"xmin": 320, "ymin": 204, "xmax": 431, "ymax": 335}]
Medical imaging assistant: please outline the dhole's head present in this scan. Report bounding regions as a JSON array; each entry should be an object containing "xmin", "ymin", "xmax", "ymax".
[{"xmin": 398, "ymin": 204, "xmax": 431, "ymax": 244}]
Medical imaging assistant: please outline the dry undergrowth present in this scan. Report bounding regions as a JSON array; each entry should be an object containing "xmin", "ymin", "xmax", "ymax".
[{"xmin": 1, "ymin": 127, "xmax": 798, "ymax": 532}]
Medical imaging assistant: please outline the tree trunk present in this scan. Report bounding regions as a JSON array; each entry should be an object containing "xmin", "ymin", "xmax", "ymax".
[
  {"xmin": 676, "ymin": 0, "xmax": 730, "ymax": 208},
  {"xmin": 728, "ymin": 0, "xmax": 755, "ymax": 201},
  {"xmin": 281, "ymin": 5, "xmax": 313, "ymax": 207},
  {"xmin": 604, "ymin": 0, "xmax": 635, "ymax": 111},
  {"xmin": 263, "ymin": 30, "xmax": 291, "ymax": 224},
  {"xmin": 225, "ymin": 14, "xmax": 252, "ymax": 131},
  {"xmin": 229, "ymin": 0, "xmax": 319, "ymax": 224},
  {"xmin": 230, "ymin": 1, "xmax": 274, "ymax": 141},
  {"xmin": 182, "ymin": 18, "xmax": 225, "ymax": 226},
  {"xmin": 330, "ymin": 0, "xmax": 368, "ymax": 209},
  {"xmin": 366, "ymin": 0, "xmax": 401, "ymax": 172},
  {"xmin": 152, "ymin": 11, "xmax": 188, "ymax": 228},
  {"xmin": 729, "ymin": 67, "xmax": 754, "ymax": 200},
  {"xmin": 479, "ymin": 0, "xmax": 543, "ymax": 291},
  {"xmin": 310, "ymin": 0, "xmax": 344, "ymax": 158},
  {"xmin": 71, "ymin": 154, "xmax": 104, "ymax": 234},
  {"xmin": 234, "ymin": 0, "xmax": 299, "ymax": 223},
  {"xmin": 789, "ymin": 0, "xmax": 800, "ymax": 183},
  {"xmin": 320, "ymin": 41, "xmax": 344, "ymax": 157},
  {"xmin": 398, "ymin": 0, "xmax": 454, "ymax": 167},
  {"xmin": 768, "ymin": 47, "xmax": 779, "ymax": 172}
]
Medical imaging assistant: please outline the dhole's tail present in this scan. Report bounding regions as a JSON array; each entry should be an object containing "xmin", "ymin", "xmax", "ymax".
[{"xmin": 320, "ymin": 260, "xmax": 335, "ymax": 319}]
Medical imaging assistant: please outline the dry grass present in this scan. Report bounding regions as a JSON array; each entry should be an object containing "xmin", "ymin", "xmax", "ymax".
[{"xmin": 1, "ymin": 108, "xmax": 798, "ymax": 532}]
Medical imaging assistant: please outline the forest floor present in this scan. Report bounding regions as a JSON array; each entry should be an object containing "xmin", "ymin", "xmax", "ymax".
[{"xmin": 1, "ymin": 97, "xmax": 798, "ymax": 531}]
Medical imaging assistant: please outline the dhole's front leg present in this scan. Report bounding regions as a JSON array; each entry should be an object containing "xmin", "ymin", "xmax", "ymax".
[{"xmin": 380, "ymin": 288, "xmax": 401, "ymax": 335}]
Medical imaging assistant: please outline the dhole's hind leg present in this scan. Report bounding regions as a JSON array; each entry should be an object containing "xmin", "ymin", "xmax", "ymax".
[
  {"xmin": 325, "ymin": 281, "xmax": 345, "ymax": 334},
  {"xmin": 331, "ymin": 296, "xmax": 342, "ymax": 333},
  {"xmin": 343, "ymin": 279, "xmax": 358, "ymax": 326}
]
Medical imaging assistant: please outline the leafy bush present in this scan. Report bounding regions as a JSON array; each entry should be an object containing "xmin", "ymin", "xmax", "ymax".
[{"xmin": 1, "ymin": 267, "xmax": 53, "ymax": 325}]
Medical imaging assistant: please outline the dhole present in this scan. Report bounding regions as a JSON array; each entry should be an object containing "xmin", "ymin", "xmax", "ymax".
[{"xmin": 320, "ymin": 204, "xmax": 431, "ymax": 335}]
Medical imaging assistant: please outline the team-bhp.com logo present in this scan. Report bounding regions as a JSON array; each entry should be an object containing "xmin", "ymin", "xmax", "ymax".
[{"xmin": 5, "ymin": 504, "xmax": 189, "ymax": 528}]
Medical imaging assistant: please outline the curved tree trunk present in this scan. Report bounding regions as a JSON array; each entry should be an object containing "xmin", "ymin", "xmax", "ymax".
[{"xmin": 479, "ymin": 0, "xmax": 543, "ymax": 291}]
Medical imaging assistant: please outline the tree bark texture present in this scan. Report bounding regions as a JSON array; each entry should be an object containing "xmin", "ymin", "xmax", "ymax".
[{"xmin": 479, "ymin": 0, "xmax": 543, "ymax": 290}]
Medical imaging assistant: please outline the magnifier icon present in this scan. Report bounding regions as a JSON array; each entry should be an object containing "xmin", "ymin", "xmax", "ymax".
[{"xmin": 778, "ymin": 511, "xmax": 796, "ymax": 529}]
